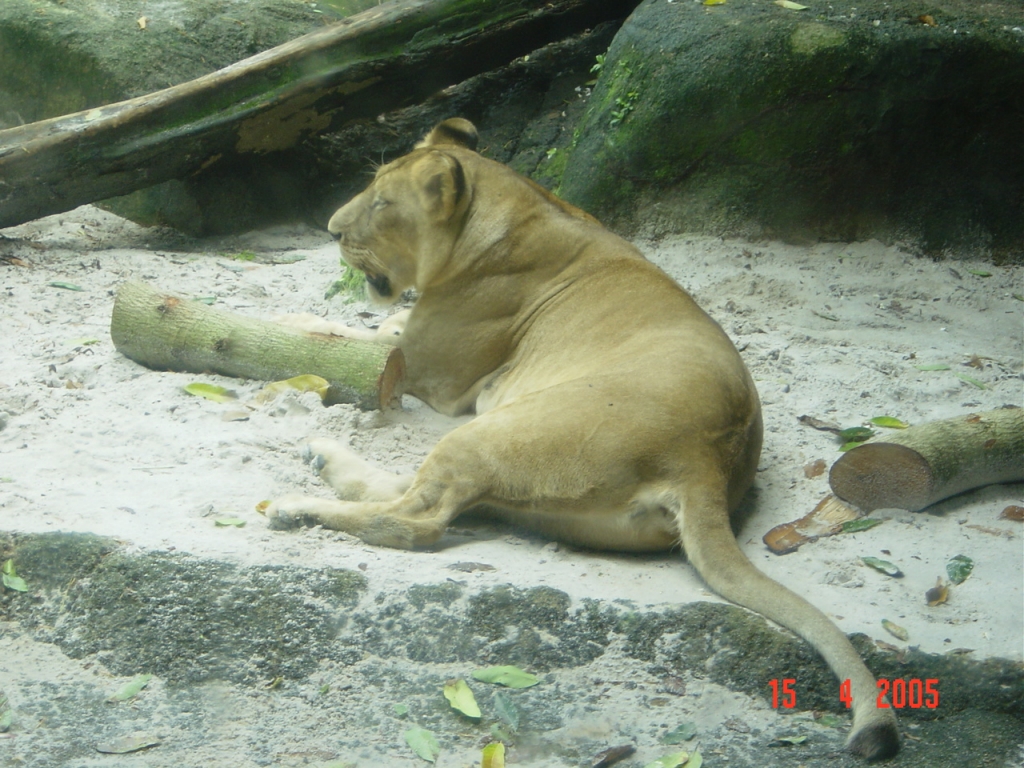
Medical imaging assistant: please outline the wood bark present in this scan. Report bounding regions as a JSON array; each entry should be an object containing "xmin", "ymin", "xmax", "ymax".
[
  {"xmin": 0, "ymin": 0, "xmax": 639, "ymax": 229},
  {"xmin": 110, "ymin": 281, "xmax": 405, "ymax": 410},
  {"xmin": 829, "ymin": 408, "xmax": 1024, "ymax": 512}
]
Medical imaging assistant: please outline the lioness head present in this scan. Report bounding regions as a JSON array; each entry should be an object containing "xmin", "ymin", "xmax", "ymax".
[{"xmin": 327, "ymin": 119, "xmax": 479, "ymax": 303}]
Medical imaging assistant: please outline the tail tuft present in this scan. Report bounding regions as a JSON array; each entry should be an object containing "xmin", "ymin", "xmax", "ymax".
[{"xmin": 847, "ymin": 719, "xmax": 900, "ymax": 762}]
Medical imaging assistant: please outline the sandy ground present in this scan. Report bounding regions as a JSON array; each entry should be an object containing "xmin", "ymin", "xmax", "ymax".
[{"xmin": 0, "ymin": 205, "xmax": 1022, "ymax": 766}]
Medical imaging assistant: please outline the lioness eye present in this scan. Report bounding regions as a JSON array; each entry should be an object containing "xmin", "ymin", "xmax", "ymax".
[{"xmin": 371, "ymin": 197, "xmax": 389, "ymax": 211}]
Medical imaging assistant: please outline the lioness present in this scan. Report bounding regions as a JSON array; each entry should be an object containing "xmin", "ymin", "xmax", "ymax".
[{"xmin": 268, "ymin": 119, "xmax": 899, "ymax": 760}]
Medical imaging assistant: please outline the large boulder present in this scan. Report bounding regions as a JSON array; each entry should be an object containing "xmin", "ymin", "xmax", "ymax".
[{"xmin": 558, "ymin": 0, "xmax": 1024, "ymax": 259}]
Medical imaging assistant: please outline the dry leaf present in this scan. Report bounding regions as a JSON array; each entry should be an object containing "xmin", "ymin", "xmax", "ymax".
[
  {"xmin": 803, "ymin": 459, "xmax": 826, "ymax": 478},
  {"xmin": 881, "ymin": 619, "xmax": 909, "ymax": 641},
  {"xmin": 999, "ymin": 505, "xmax": 1024, "ymax": 522},
  {"xmin": 918, "ymin": 14, "xmax": 937, "ymax": 26},
  {"xmin": 137, "ymin": 16, "xmax": 148, "ymax": 29},
  {"xmin": 798, "ymin": 415, "xmax": 842, "ymax": 434},
  {"xmin": 926, "ymin": 578, "xmax": 949, "ymax": 606},
  {"xmin": 591, "ymin": 744, "xmax": 636, "ymax": 767}
]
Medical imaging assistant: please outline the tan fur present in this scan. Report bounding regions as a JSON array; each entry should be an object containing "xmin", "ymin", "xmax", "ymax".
[{"xmin": 268, "ymin": 119, "xmax": 899, "ymax": 760}]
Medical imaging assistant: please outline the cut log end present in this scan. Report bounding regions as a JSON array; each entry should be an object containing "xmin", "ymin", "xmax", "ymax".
[{"xmin": 829, "ymin": 443, "xmax": 934, "ymax": 512}]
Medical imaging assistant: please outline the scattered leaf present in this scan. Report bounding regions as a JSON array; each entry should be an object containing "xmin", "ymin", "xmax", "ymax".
[
  {"xmin": 798, "ymin": 415, "xmax": 842, "ymax": 434},
  {"xmin": 109, "ymin": 674, "xmax": 153, "ymax": 702},
  {"xmin": 926, "ymin": 578, "xmax": 949, "ymax": 606},
  {"xmin": 966, "ymin": 268, "xmax": 992, "ymax": 277},
  {"xmin": 472, "ymin": 665, "xmax": 540, "ymax": 689},
  {"xmin": 661, "ymin": 722, "xmax": 698, "ymax": 744},
  {"xmin": 183, "ymin": 382, "xmax": 237, "ymax": 403},
  {"xmin": 95, "ymin": 735, "xmax": 161, "ymax": 754},
  {"xmin": 254, "ymin": 374, "xmax": 330, "ymax": 404},
  {"xmin": 1, "ymin": 560, "xmax": 27, "ymax": 592},
  {"xmin": 914, "ymin": 363, "xmax": 951, "ymax": 371},
  {"xmin": 443, "ymin": 679, "xmax": 481, "ymax": 719},
  {"xmin": 881, "ymin": 619, "xmax": 909, "ymax": 641},
  {"xmin": 490, "ymin": 723, "xmax": 513, "ymax": 743},
  {"xmin": 393, "ymin": 703, "xmax": 409, "ymax": 718},
  {"xmin": 775, "ymin": 0, "xmax": 809, "ymax": 9},
  {"xmin": 482, "ymin": 741, "xmax": 506, "ymax": 768},
  {"xmin": 214, "ymin": 517, "xmax": 246, "ymax": 528},
  {"xmin": 816, "ymin": 713, "xmax": 842, "ymax": 728},
  {"xmin": 946, "ymin": 554, "xmax": 973, "ymax": 585},
  {"xmin": 492, "ymin": 691, "xmax": 520, "ymax": 732},
  {"xmin": 954, "ymin": 372, "xmax": 989, "ymax": 389},
  {"xmin": 803, "ymin": 459, "xmax": 826, "ymax": 478},
  {"xmin": 70, "ymin": 337, "xmax": 101, "ymax": 346},
  {"xmin": 812, "ymin": 309, "xmax": 839, "ymax": 321},
  {"xmin": 0, "ymin": 693, "xmax": 12, "ymax": 733},
  {"xmin": 447, "ymin": 561, "xmax": 496, "ymax": 573},
  {"xmin": 769, "ymin": 735, "xmax": 808, "ymax": 746},
  {"xmin": 255, "ymin": 500, "xmax": 271, "ymax": 515},
  {"xmin": 137, "ymin": 16, "xmax": 147, "ymax": 29},
  {"xmin": 642, "ymin": 750, "xmax": 691, "ymax": 768},
  {"xmin": 49, "ymin": 281, "xmax": 84, "ymax": 291},
  {"xmin": 1012, "ymin": 293, "xmax": 1024, "ymax": 302},
  {"xmin": 592, "ymin": 744, "xmax": 636, "ymax": 767},
  {"xmin": 999, "ymin": 505, "xmax": 1024, "ymax": 522},
  {"xmin": 192, "ymin": 296, "xmax": 217, "ymax": 305},
  {"xmin": 918, "ymin": 14, "xmax": 937, "ymax": 26},
  {"xmin": 869, "ymin": 416, "xmax": 909, "ymax": 429},
  {"xmin": 404, "ymin": 726, "xmax": 440, "ymax": 763},
  {"xmin": 839, "ymin": 426, "xmax": 875, "ymax": 443},
  {"xmin": 841, "ymin": 518, "xmax": 883, "ymax": 534},
  {"xmin": 862, "ymin": 556, "xmax": 903, "ymax": 577},
  {"xmin": 702, "ymin": 0, "xmax": 726, "ymax": 5},
  {"xmin": 221, "ymin": 410, "xmax": 251, "ymax": 422}
]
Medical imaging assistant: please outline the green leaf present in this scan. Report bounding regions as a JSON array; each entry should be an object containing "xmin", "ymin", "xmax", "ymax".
[
  {"xmin": 954, "ymin": 372, "xmax": 989, "ymax": 390},
  {"xmin": 1, "ymin": 560, "xmax": 27, "ymax": 592},
  {"xmin": 109, "ymin": 674, "xmax": 153, "ymax": 702},
  {"xmin": 841, "ymin": 518, "xmax": 884, "ymax": 534},
  {"xmin": 192, "ymin": 296, "xmax": 218, "ymax": 305},
  {"xmin": 862, "ymin": 556, "xmax": 903, "ymax": 577},
  {"xmin": 661, "ymin": 722, "xmax": 698, "ymax": 744},
  {"xmin": 443, "ymin": 678, "xmax": 481, "ymax": 719},
  {"xmin": 869, "ymin": 416, "xmax": 909, "ymax": 429},
  {"xmin": 95, "ymin": 735, "xmax": 161, "ymax": 754},
  {"xmin": 838, "ymin": 426, "xmax": 875, "ymax": 443},
  {"xmin": 481, "ymin": 742, "xmax": 506, "ymax": 768},
  {"xmin": 774, "ymin": 0, "xmax": 808, "ymax": 8},
  {"xmin": 643, "ymin": 750, "xmax": 691, "ymax": 768},
  {"xmin": 774, "ymin": 735, "xmax": 807, "ymax": 745},
  {"xmin": 183, "ymin": 383, "xmax": 237, "ymax": 403},
  {"xmin": 1012, "ymin": 293, "xmax": 1024, "ymax": 302},
  {"xmin": 492, "ymin": 690, "xmax": 520, "ymax": 732},
  {"xmin": 392, "ymin": 703, "xmax": 409, "ymax": 718},
  {"xmin": 0, "ymin": 705, "xmax": 12, "ymax": 733},
  {"xmin": 214, "ymin": 518, "xmax": 246, "ymax": 528},
  {"xmin": 472, "ymin": 665, "xmax": 540, "ymax": 689},
  {"xmin": 490, "ymin": 723, "xmax": 513, "ymax": 743},
  {"xmin": 816, "ymin": 714, "xmax": 842, "ymax": 728},
  {"xmin": 404, "ymin": 726, "xmax": 440, "ymax": 763},
  {"xmin": 946, "ymin": 554, "xmax": 974, "ymax": 585},
  {"xmin": 966, "ymin": 269, "xmax": 992, "ymax": 277},
  {"xmin": 812, "ymin": 309, "xmax": 839, "ymax": 321},
  {"xmin": 914, "ymin": 363, "xmax": 950, "ymax": 371},
  {"xmin": 48, "ymin": 281, "xmax": 83, "ymax": 291},
  {"xmin": 882, "ymin": 619, "xmax": 909, "ymax": 641}
]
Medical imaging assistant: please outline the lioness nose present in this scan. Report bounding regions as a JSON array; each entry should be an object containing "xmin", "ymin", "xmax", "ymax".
[{"xmin": 329, "ymin": 229, "xmax": 343, "ymax": 242}]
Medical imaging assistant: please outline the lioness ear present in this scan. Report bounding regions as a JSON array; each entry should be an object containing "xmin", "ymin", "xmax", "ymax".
[
  {"xmin": 420, "ymin": 153, "xmax": 468, "ymax": 221},
  {"xmin": 417, "ymin": 118, "xmax": 479, "ymax": 151}
]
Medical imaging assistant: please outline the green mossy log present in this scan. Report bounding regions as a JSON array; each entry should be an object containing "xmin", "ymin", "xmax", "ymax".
[
  {"xmin": 110, "ymin": 281, "xmax": 404, "ymax": 410},
  {"xmin": 829, "ymin": 408, "xmax": 1024, "ymax": 512},
  {"xmin": 0, "ymin": 0, "xmax": 639, "ymax": 229}
]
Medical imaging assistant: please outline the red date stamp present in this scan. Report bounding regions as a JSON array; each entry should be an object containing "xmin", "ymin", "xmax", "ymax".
[{"xmin": 769, "ymin": 678, "xmax": 940, "ymax": 709}]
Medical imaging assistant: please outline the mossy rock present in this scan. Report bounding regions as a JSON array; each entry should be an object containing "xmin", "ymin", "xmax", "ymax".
[{"xmin": 559, "ymin": 0, "xmax": 1024, "ymax": 259}]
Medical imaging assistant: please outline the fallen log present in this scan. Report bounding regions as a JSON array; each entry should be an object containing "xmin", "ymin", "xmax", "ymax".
[
  {"xmin": 0, "ymin": 0, "xmax": 639, "ymax": 230},
  {"xmin": 110, "ymin": 281, "xmax": 404, "ymax": 410},
  {"xmin": 829, "ymin": 408, "xmax": 1024, "ymax": 512}
]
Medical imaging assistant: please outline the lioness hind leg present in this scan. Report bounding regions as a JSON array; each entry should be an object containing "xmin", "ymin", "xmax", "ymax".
[{"xmin": 305, "ymin": 438, "xmax": 412, "ymax": 502}]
